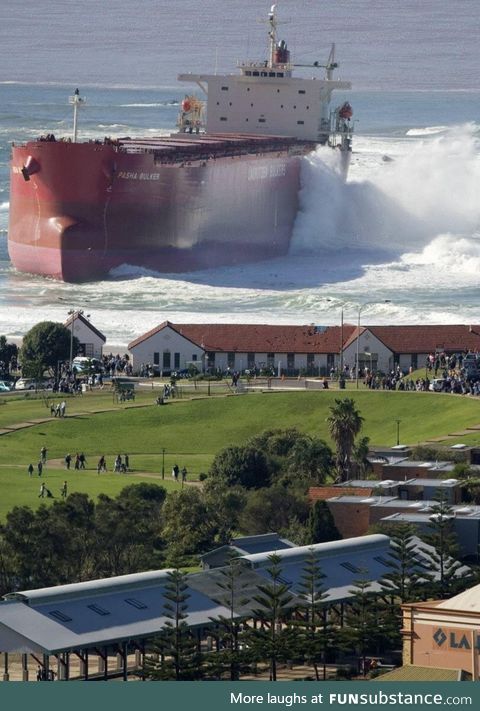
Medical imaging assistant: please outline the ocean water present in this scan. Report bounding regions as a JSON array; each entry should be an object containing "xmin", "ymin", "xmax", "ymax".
[{"xmin": 0, "ymin": 1, "xmax": 479, "ymax": 348}]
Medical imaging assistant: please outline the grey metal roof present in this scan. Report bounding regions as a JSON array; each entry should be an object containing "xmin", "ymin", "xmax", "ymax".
[{"xmin": 0, "ymin": 533, "xmax": 465, "ymax": 655}]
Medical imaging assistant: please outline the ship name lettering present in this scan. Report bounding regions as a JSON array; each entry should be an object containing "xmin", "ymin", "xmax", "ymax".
[
  {"xmin": 248, "ymin": 163, "xmax": 286, "ymax": 181},
  {"xmin": 118, "ymin": 171, "xmax": 138, "ymax": 180},
  {"xmin": 139, "ymin": 172, "xmax": 160, "ymax": 180}
]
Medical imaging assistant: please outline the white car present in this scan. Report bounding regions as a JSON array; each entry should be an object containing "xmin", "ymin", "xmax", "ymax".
[
  {"xmin": 428, "ymin": 378, "xmax": 446, "ymax": 392},
  {"xmin": 14, "ymin": 378, "xmax": 37, "ymax": 390},
  {"xmin": 72, "ymin": 357, "xmax": 103, "ymax": 373}
]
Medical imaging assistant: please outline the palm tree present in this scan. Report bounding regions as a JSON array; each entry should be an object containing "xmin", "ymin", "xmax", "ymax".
[{"xmin": 327, "ymin": 398, "xmax": 364, "ymax": 482}]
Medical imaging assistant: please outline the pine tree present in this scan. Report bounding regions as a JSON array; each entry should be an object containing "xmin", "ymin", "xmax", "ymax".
[
  {"xmin": 420, "ymin": 495, "xmax": 465, "ymax": 599},
  {"xmin": 145, "ymin": 569, "xmax": 201, "ymax": 680},
  {"xmin": 206, "ymin": 553, "xmax": 251, "ymax": 680},
  {"xmin": 291, "ymin": 549, "xmax": 335, "ymax": 680},
  {"xmin": 341, "ymin": 575, "xmax": 384, "ymax": 677},
  {"xmin": 248, "ymin": 553, "xmax": 295, "ymax": 681},
  {"xmin": 381, "ymin": 523, "xmax": 426, "ymax": 603}
]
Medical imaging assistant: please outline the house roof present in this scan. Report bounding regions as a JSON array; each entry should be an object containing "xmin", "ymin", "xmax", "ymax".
[
  {"xmin": 343, "ymin": 324, "xmax": 480, "ymax": 355},
  {"xmin": 371, "ymin": 666, "xmax": 467, "ymax": 682},
  {"xmin": 128, "ymin": 321, "xmax": 356, "ymax": 354},
  {"xmin": 64, "ymin": 311, "xmax": 106, "ymax": 343},
  {"xmin": 437, "ymin": 582, "xmax": 480, "ymax": 612}
]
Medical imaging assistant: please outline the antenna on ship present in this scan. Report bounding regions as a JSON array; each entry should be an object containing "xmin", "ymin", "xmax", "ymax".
[{"xmin": 68, "ymin": 88, "xmax": 86, "ymax": 143}]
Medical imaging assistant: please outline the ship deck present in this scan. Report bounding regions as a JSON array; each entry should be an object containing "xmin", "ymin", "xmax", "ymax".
[{"xmin": 116, "ymin": 132, "xmax": 312, "ymax": 162}]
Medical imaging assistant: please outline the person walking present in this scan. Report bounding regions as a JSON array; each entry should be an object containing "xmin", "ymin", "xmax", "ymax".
[
  {"xmin": 60, "ymin": 400, "xmax": 66, "ymax": 418},
  {"xmin": 37, "ymin": 460, "xmax": 43, "ymax": 476},
  {"xmin": 97, "ymin": 455, "xmax": 106, "ymax": 474},
  {"xmin": 60, "ymin": 481, "xmax": 68, "ymax": 499},
  {"xmin": 40, "ymin": 445, "xmax": 47, "ymax": 464},
  {"xmin": 172, "ymin": 463, "xmax": 179, "ymax": 482},
  {"xmin": 64, "ymin": 453, "xmax": 72, "ymax": 470},
  {"xmin": 79, "ymin": 452, "xmax": 86, "ymax": 470},
  {"xmin": 181, "ymin": 466, "xmax": 187, "ymax": 485},
  {"xmin": 28, "ymin": 463, "xmax": 34, "ymax": 477},
  {"xmin": 74, "ymin": 453, "xmax": 80, "ymax": 470},
  {"xmin": 124, "ymin": 454, "xmax": 130, "ymax": 471},
  {"xmin": 38, "ymin": 482, "xmax": 46, "ymax": 498}
]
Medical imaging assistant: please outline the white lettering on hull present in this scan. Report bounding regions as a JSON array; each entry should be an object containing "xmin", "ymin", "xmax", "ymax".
[{"xmin": 248, "ymin": 163, "xmax": 286, "ymax": 181}]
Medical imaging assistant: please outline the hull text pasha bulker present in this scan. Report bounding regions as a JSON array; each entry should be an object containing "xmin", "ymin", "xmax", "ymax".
[{"xmin": 8, "ymin": 5, "xmax": 353, "ymax": 282}]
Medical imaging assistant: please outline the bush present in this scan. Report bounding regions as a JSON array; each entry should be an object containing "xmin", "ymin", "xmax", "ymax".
[{"xmin": 198, "ymin": 472, "xmax": 208, "ymax": 481}]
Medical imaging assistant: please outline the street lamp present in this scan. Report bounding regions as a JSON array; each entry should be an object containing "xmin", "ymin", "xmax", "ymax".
[
  {"xmin": 355, "ymin": 300, "xmax": 391, "ymax": 389},
  {"xmin": 326, "ymin": 298, "xmax": 345, "ymax": 376}
]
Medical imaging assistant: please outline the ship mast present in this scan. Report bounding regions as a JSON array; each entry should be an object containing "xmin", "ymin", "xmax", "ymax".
[
  {"xmin": 68, "ymin": 88, "xmax": 86, "ymax": 143},
  {"xmin": 268, "ymin": 4, "xmax": 278, "ymax": 68}
]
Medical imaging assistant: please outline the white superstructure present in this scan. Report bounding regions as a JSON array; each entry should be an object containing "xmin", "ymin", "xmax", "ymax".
[{"xmin": 178, "ymin": 4, "xmax": 352, "ymax": 147}]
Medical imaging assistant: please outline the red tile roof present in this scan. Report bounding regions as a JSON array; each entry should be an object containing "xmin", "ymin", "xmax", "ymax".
[
  {"xmin": 128, "ymin": 321, "xmax": 356, "ymax": 353},
  {"xmin": 343, "ymin": 325, "xmax": 480, "ymax": 354}
]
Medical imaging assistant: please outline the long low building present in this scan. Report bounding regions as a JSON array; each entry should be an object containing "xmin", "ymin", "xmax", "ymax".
[
  {"xmin": 0, "ymin": 533, "xmax": 449, "ymax": 681},
  {"xmin": 127, "ymin": 321, "xmax": 480, "ymax": 376}
]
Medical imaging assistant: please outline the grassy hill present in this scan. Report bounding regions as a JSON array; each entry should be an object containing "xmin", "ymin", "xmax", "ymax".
[{"xmin": 0, "ymin": 388, "xmax": 479, "ymax": 518}]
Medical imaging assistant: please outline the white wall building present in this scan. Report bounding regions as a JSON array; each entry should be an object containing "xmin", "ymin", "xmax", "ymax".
[{"xmin": 64, "ymin": 312, "xmax": 106, "ymax": 360}]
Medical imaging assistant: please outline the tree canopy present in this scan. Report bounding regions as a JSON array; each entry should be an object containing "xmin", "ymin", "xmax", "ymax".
[{"xmin": 20, "ymin": 321, "xmax": 79, "ymax": 376}]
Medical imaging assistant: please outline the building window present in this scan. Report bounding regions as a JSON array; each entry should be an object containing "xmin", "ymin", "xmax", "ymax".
[
  {"xmin": 174, "ymin": 352, "xmax": 180, "ymax": 369},
  {"xmin": 276, "ymin": 72, "xmax": 284, "ymax": 77},
  {"xmin": 297, "ymin": 120, "xmax": 304, "ymax": 124},
  {"xmin": 245, "ymin": 72, "xmax": 251, "ymax": 77},
  {"xmin": 163, "ymin": 351, "xmax": 171, "ymax": 369},
  {"xmin": 227, "ymin": 352, "xmax": 235, "ymax": 368},
  {"xmin": 307, "ymin": 353, "xmax": 315, "ymax": 372},
  {"xmin": 252, "ymin": 71, "xmax": 259, "ymax": 76},
  {"xmin": 261, "ymin": 71, "xmax": 267, "ymax": 77},
  {"xmin": 258, "ymin": 118, "xmax": 266, "ymax": 123},
  {"xmin": 298, "ymin": 89, "xmax": 306, "ymax": 94},
  {"xmin": 247, "ymin": 352, "xmax": 255, "ymax": 369},
  {"xmin": 327, "ymin": 353, "xmax": 335, "ymax": 369},
  {"xmin": 269, "ymin": 72, "xmax": 276, "ymax": 77},
  {"xmin": 84, "ymin": 343, "xmax": 94, "ymax": 356},
  {"xmin": 192, "ymin": 354, "xmax": 198, "ymax": 362},
  {"xmin": 411, "ymin": 354, "xmax": 418, "ymax": 369},
  {"xmin": 220, "ymin": 117, "xmax": 227, "ymax": 121},
  {"xmin": 207, "ymin": 352, "xmax": 215, "ymax": 369},
  {"xmin": 287, "ymin": 353, "xmax": 295, "ymax": 371},
  {"xmin": 221, "ymin": 86, "xmax": 229, "ymax": 91},
  {"xmin": 267, "ymin": 352, "xmax": 275, "ymax": 367},
  {"xmin": 153, "ymin": 352, "xmax": 159, "ymax": 366}
]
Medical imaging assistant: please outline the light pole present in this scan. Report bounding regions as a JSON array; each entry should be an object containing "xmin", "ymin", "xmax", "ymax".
[
  {"xmin": 396, "ymin": 419, "xmax": 401, "ymax": 446},
  {"xmin": 355, "ymin": 300, "xmax": 391, "ymax": 389},
  {"xmin": 326, "ymin": 298, "xmax": 345, "ymax": 376},
  {"xmin": 162, "ymin": 447, "xmax": 165, "ymax": 480}
]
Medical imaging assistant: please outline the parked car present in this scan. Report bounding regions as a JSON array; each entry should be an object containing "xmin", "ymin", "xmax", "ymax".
[
  {"xmin": 0, "ymin": 381, "xmax": 12, "ymax": 392},
  {"xmin": 72, "ymin": 357, "xmax": 104, "ymax": 374},
  {"xmin": 14, "ymin": 378, "xmax": 51, "ymax": 391},
  {"xmin": 429, "ymin": 378, "xmax": 447, "ymax": 392}
]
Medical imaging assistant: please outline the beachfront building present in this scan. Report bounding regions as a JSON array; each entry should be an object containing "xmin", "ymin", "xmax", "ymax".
[
  {"xmin": 127, "ymin": 321, "xmax": 354, "ymax": 376},
  {"xmin": 342, "ymin": 324, "xmax": 480, "ymax": 375},
  {"xmin": 126, "ymin": 321, "xmax": 480, "ymax": 376},
  {"xmin": 64, "ymin": 311, "xmax": 106, "ymax": 360}
]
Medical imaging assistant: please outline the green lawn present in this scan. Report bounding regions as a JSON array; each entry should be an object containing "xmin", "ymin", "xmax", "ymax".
[{"xmin": 0, "ymin": 388, "xmax": 480, "ymax": 518}]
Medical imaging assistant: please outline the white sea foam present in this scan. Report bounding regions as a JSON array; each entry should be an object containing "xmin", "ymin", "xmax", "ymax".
[{"xmin": 406, "ymin": 126, "xmax": 448, "ymax": 136}]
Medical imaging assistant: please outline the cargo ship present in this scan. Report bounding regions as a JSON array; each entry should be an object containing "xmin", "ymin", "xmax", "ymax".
[{"xmin": 8, "ymin": 4, "xmax": 353, "ymax": 282}]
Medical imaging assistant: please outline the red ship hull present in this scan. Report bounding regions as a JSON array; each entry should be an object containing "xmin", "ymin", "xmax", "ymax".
[{"xmin": 8, "ymin": 136, "xmax": 307, "ymax": 282}]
